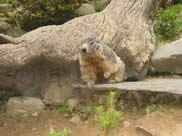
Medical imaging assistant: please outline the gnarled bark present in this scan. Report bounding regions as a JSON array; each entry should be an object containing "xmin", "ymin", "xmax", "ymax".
[{"xmin": 0, "ymin": 0, "xmax": 159, "ymax": 99}]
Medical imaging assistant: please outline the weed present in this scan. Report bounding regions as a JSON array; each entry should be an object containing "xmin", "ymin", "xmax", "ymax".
[
  {"xmin": 146, "ymin": 104, "xmax": 157, "ymax": 113},
  {"xmin": 155, "ymin": 4, "xmax": 182, "ymax": 45},
  {"xmin": 57, "ymin": 100, "xmax": 94, "ymax": 119},
  {"xmin": 57, "ymin": 102, "xmax": 69, "ymax": 113},
  {"xmin": 96, "ymin": 91, "xmax": 124, "ymax": 136}
]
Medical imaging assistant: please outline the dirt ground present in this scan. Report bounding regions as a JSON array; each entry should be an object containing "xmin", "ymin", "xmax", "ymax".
[{"xmin": 0, "ymin": 104, "xmax": 182, "ymax": 136}]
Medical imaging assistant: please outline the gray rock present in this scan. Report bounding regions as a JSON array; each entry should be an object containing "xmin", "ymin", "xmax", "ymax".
[
  {"xmin": 6, "ymin": 97, "xmax": 45, "ymax": 115},
  {"xmin": 0, "ymin": 0, "xmax": 157, "ymax": 100},
  {"xmin": 70, "ymin": 115, "xmax": 81, "ymax": 123},
  {"xmin": 67, "ymin": 98, "xmax": 79, "ymax": 109},
  {"xmin": 151, "ymin": 39, "xmax": 182, "ymax": 74},
  {"xmin": 75, "ymin": 3, "xmax": 96, "ymax": 16},
  {"xmin": 123, "ymin": 120, "xmax": 131, "ymax": 128},
  {"xmin": 0, "ymin": 21, "xmax": 10, "ymax": 33},
  {"xmin": 73, "ymin": 78, "xmax": 182, "ymax": 95},
  {"xmin": 42, "ymin": 82, "xmax": 62, "ymax": 105},
  {"xmin": 42, "ymin": 82, "xmax": 75, "ymax": 106}
]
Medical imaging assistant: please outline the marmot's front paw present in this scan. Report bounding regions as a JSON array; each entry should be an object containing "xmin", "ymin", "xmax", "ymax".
[
  {"xmin": 104, "ymin": 72, "xmax": 111, "ymax": 79},
  {"xmin": 108, "ymin": 80, "xmax": 116, "ymax": 84},
  {"xmin": 86, "ymin": 80, "xmax": 95, "ymax": 88}
]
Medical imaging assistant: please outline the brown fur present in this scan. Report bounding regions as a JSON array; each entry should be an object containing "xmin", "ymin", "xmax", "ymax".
[{"xmin": 78, "ymin": 37, "xmax": 125, "ymax": 87}]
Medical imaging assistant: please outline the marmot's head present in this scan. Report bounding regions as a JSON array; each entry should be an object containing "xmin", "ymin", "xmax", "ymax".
[{"xmin": 80, "ymin": 37, "xmax": 102, "ymax": 54}]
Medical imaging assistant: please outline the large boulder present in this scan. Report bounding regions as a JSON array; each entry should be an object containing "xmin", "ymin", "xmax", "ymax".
[
  {"xmin": 0, "ymin": 0, "xmax": 158, "ymax": 105},
  {"xmin": 42, "ymin": 81, "xmax": 79, "ymax": 106},
  {"xmin": 42, "ymin": 82, "xmax": 67, "ymax": 105},
  {"xmin": 151, "ymin": 39, "xmax": 182, "ymax": 74},
  {"xmin": 6, "ymin": 96, "xmax": 45, "ymax": 115}
]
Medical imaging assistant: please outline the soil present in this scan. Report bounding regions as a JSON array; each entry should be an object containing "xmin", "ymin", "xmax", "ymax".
[{"xmin": 0, "ymin": 105, "xmax": 182, "ymax": 136}]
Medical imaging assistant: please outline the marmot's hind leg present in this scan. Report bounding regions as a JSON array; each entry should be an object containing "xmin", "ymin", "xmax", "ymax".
[
  {"xmin": 107, "ymin": 73, "xmax": 118, "ymax": 84},
  {"xmin": 108, "ymin": 67, "xmax": 125, "ymax": 83}
]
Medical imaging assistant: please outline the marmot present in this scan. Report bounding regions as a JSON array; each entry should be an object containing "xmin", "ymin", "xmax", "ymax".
[{"xmin": 78, "ymin": 37, "xmax": 126, "ymax": 87}]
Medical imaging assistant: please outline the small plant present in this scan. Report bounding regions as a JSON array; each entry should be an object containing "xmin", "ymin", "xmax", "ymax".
[
  {"xmin": 159, "ymin": 7, "xmax": 178, "ymax": 38},
  {"xmin": 96, "ymin": 91, "xmax": 124, "ymax": 136},
  {"xmin": 155, "ymin": 4, "xmax": 182, "ymax": 44},
  {"xmin": 48, "ymin": 128, "xmax": 71, "ymax": 136},
  {"xmin": 57, "ymin": 100, "xmax": 94, "ymax": 119},
  {"xmin": 57, "ymin": 102, "xmax": 69, "ymax": 113},
  {"xmin": 146, "ymin": 104, "xmax": 157, "ymax": 113}
]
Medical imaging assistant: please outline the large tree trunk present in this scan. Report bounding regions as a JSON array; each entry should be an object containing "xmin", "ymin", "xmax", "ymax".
[{"xmin": 0, "ymin": 0, "xmax": 159, "ymax": 100}]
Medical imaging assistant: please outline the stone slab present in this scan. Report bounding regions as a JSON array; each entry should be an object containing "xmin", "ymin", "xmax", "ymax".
[{"xmin": 73, "ymin": 78, "xmax": 182, "ymax": 95}]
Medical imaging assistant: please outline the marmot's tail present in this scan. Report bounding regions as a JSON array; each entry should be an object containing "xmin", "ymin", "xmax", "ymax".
[{"xmin": 0, "ymin": 34, "xmax": 19, "ymax": 44}]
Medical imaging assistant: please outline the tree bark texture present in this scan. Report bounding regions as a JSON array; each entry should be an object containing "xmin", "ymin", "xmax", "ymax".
[{"xmin": 0, "ymin": 0, "xmax": 159, "ymax": 98}]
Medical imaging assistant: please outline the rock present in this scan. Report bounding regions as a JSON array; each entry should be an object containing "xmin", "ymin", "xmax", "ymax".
[
  {"xmin": 73, "ymin": 78, "xmax": 182, "ymax": 95},
  {"xmin": 42, "ymin": 82, "xmax": 75, "ymax": 106},
  {"xmin": 0, "ymin": 0, "xmax": 157, "ymax": 99},
  {"xmin": 75, "ymin": 3, "xmax": 96, "ymax": 16},
  {"xmin": 42, "ymin": 82, "xmax": 63, "ymax": 105},
  {"xmin": 70, "ymin": 115, "xmax": 81, "ymax": 123},
  {"xmin": 6, "ymin": 97, "xmax": 45, "ymax": 115},
  {"xmin": 136, "ymin": 126, "xmax": 155, "ymax": 136},
  {"xmin": 123, "ymin": 120, "xmax": 130, "ymax": 128},
  {"xmin": 14, "ymin": 68, "xmax": 41, "ymax": 96},
  {"xmin": 32, "ymin": 128, "xmax": 36, "ymax": 131},
  {"xmin": 94, "ymin": 0, "xmax": 110, "ymax": 11},
  {"xmin": 0, "ymin": 21, "xmax": 10, "ymax": 33},
  {"xmin": 32, "ymin": 112, "xmax": 39, "ymax": 117},
  {"xmin": 67, "ymin": 98, "xmax": 79, "ymax": 109},
  {"xmin": 151, "ymin": 39, "xmax": 182, "ymax": 74}
]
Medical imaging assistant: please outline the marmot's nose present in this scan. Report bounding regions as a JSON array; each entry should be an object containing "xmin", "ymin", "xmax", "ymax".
[{"xmin": 81, "ymin": 48, "xmax": 87, "ymax": 53}]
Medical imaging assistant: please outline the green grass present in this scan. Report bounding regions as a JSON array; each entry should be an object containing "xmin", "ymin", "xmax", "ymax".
[{"xmin": 155, "ymin": 4, "xmax": 182, "ymax": 46}]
